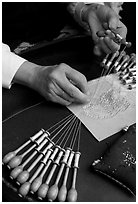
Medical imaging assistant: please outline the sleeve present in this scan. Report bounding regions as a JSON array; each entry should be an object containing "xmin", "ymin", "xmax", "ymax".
[{"xmin": 2, "ymin": 43, "xmax": 27, "ymax": 89}]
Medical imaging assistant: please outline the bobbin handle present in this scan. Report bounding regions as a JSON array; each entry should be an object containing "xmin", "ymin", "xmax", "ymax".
[
  {"xmin": 67, "ymin": 151, "xmax": 74, "ymax": 168},
  {"xmin": 42, "ymin": 142, "xmax": 54, "ymax": 155},
  {"xmin": 73, "ymin": 152, "xmax": 81, "ymax": 168},
  {"xmin": 49, "ymin": 146, "xmax": 60, "ymax": 162},
  {"xmin": 61, "ymin": 148, "xmax": 71, "ymax": 164},
  {"xmin": 36, "ymin": 139, "xmax": 48, "ymax": 152},
  {"xmin": 41, "ymin": 149, "xmax": 53, "ymax": 164},
  {"xmin": 30, "ymin": 129, "xmax": 45, "ymax": 142},
  {"xmin": 54, "ymin": 149, "xmax": 64, "ymax": 165}
]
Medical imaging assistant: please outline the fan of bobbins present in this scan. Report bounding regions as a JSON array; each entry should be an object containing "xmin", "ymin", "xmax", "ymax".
[
  {"xmin": 97, "ymin": 25, "xmax": 136, "ymax": 90},
  {"xmin": 3, "ymin": 114, "xmax": 81, "ymax": 202}
]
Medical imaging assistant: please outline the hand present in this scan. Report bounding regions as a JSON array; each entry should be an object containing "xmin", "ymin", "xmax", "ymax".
[
  {"xmin": 13, "ymin": 61, "xmax": 90, "ymax": 106},
  {"xmin": 82, "ymin": 4, "xmax": 127, "ymax": 55}
]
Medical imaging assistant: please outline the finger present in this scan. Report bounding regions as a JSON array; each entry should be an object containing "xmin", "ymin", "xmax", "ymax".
[
  {"xmin": 116, "ymin": 21, "xmax": 127, "ymax": 38},
  {"xmin": 65, "ymin": 66, "xmax": 89, "ymax": 94},
  {"xmin": 52, "ymin": 81, "xmax": 75, "ymax": 102},
  {"xmin": 93, "ymin": 45, "xmax": 102, "ymax": 56},
  {"xmin": 99, "ymin": 37, "xmax": 112, "ymax": 54},
  {"xmin": 104, "ymin": 36, "xmax": 120, "ymax": 52},
  {"xmin": 108, "ymin": 10, "xmax": 119, "ymax": 30},
  {"xmin": 57, "ymin": 76, "xmax": 90, "ymax": 104},
  {"xmin": 49, "ymin": 89, "xmax": 72, "ymax": 106}
]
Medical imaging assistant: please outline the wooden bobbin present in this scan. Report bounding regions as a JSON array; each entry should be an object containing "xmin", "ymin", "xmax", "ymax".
[
  {"xmin": 67, "ymin": 151, "xmax": 81, "ymax": 202},
  {"xmin": 47, "ymin": 147, "xmax": 71, "ymax": 202},
  {"xmin": 113, "ymin": 51, "xmax": 126, "ymax": 69},
  {"xmin": 3, "ymin": 129, "xmax": 45, "ymax": 165},
  {"xmin": 122, "ymin": 77, "xmax": 136, "ymax": 85},
  {"xmin": 37, "ymin": 148, "xmax": 64, "ymax": 200},
  {"xmin": 58, "ymin": 151, "xmax": 75, "ymax": 202},
  {"xmin": 18, "ymin": 148, "xmax": 53, "ymax": 197},
  {"xmin": 16, "ymin": 140, "xmax": 54, "ymax": 186},
  {"xmin": 129, "ymin": 65, "xmax": 136, "ymax": 72},
  {"xmin": 15, "ymin": 138, "xmax": 48, "ymax": 185},
  {"xmin": 115, "ymin": 55, "xmax": 129, "ymax": 73},
  {"xmin": 10, "ymin": 135, "xmax": 52, "ymax": 179},
  {"xmin": 100, "ymin": 54, "xmax": 109, "ymax": 67},
  {"xmin": 105, "ymin": 52, "xmax": 119, "ymax": 70},
  {"xmin": 30, "ymin": 145, "xmax": 60, "ymax": 194},
  {"xmin": 7, "ymin": 133, "xmax": 47, "ymax": 170}
]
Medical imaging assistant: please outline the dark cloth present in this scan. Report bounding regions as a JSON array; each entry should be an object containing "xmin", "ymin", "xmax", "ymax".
[{"xmin": 2, "ymin": 2, "xmax": 76, "ymax": 49}]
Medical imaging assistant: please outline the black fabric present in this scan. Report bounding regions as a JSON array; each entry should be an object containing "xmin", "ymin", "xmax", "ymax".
[
  {"xmin": 2, "ymin": 2, "xmax": 77, "ymax": 49},
  {"xmin": 2, "ymin": 36, "xmax": 136, "ymax": 202},
  {"xmin": 92, "ymin": 125, "xmax": 136, "ymax": 195}
]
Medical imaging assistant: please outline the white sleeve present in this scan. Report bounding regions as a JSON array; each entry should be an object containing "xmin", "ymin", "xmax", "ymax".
[{"xmin": 2, "ymin": 43, "xmax": 27, "ymax": 89}]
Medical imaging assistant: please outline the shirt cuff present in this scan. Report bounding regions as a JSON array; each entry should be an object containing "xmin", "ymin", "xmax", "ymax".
[{"xmin": 2, "ymin": 43, "xmax": 26, "ymax": 89}]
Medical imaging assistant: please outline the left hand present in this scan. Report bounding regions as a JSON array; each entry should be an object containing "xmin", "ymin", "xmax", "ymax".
[{"xmin": 82, "ymin": 4, "xmax": 127, "ymax": 55}]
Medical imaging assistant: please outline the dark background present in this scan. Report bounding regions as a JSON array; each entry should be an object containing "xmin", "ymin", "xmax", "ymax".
[
  {"xmin": 2, "ymin": 2, "xmax": 136, "ymax": 202},
  {"xmin": 2, "ymin": 2, "xmax": 136, "ymax": 52}
]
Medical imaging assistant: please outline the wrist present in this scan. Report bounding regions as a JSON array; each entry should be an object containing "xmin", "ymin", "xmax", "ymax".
[{"xmin": 13, "ymin": 61, "xmax": 41, "ymax": 88}]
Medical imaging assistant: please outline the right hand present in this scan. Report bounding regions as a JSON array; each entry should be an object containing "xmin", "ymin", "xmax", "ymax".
[
  {"xmin": 32, "ymin": 63, "xmax": 90, "ymax": 106},
  {"xmin": 15, "ymin": 62, "xmax": 90, "ymax": 106}
]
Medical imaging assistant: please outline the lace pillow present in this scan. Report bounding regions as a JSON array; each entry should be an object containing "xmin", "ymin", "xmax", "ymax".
[{"xmin": 92, "ymin": 124, "xmax": 136, "ymax": 195}]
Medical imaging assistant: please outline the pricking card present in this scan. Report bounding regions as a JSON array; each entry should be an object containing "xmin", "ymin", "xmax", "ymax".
[{"xmin": 68, "ymin": 75, "xmax": 136, "ymax": 141}]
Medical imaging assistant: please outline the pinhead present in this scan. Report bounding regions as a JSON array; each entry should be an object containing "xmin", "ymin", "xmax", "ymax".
[
  {"xmin": 18, "ymin": 182, "xmax": 31, "ymax": 197},
  {"xmin": 3, "ymin": 151, "xmax": 16, "ymax": 164},
  {"xmin": 67, "ymin": 187, "xmax": 78, "ymax": 202},
  {"xmin": 37, "ymin": 183, "xmax": 49, "ymax": 200},
  {"xmin": 47, "ymin": 184, "xmax": 58, "ymax": 201},
  {"xmin": 17, "ymin": 170, "xmax": 29, "ymax": 184},
  {"xmin": 58, "ymin": 185, "xmax": 67, "ymax": 202}
]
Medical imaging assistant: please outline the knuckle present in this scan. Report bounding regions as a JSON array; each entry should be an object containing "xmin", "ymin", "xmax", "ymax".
[{"xmin": 59, "ymin": 63, "xmax": 67, "ymax": 69}]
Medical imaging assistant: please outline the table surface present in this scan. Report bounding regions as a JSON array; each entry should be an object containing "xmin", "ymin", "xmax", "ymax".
[{"xmin": 2, "ymin": 36, "xmax": 136, "ymax": 202}]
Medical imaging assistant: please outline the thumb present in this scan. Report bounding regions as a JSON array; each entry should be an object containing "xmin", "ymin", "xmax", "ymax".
[{"xmin": 108, "ymin": 11, "xmax": 119, "ymax": 30}]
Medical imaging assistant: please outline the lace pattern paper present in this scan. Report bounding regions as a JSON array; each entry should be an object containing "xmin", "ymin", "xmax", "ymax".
[{"xmin": 68, "ymin": 74, "xmax": 136, "ymax": 141}]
